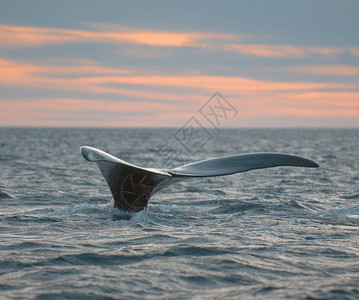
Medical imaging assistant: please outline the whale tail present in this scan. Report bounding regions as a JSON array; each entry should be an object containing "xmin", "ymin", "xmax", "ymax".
[{"xmin": 80, "ymin": 146, "xmax": 319, "ymax": 212}]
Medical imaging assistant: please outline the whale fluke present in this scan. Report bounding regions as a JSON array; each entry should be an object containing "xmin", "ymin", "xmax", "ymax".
[{"xmin": 80, "ymin": 146, "xmax": 319, "ymax": 212}]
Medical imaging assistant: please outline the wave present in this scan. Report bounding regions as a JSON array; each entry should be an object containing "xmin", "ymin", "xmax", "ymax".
[
  {"xmin": 210, "ymin": 202, "xmax": 266, "ymax": 214},
  {"xmin": 49, "ymin": 202, "xmax": 111, "ymax": 217},
  {"xmin": 161, "ymin": 245, "xmax": 233, "ymax": 257},
  {"xmin": 2, "ymin": 215, "xmax": 61, "ymax": 223},
  {"xmin": 322, "ymin": 205, "xmax": 359, "ymax": 219},
  {"xmin": 0, "ymin": 190, "xmax": 12, "ymax": 199},
  {"xmin": 209, "ymin": 198, "xmax": 311, "ymax": 215},
  {"xmin": 342, "ymin": 193, "xmax": 359, "ymax": 200}
]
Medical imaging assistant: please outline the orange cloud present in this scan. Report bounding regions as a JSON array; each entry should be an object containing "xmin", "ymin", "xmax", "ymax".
[
  {"xmin": 0, "ymin": 58, "xmax": 205, "ymax": 102},
  {"xmin": 0, "ymin": 97, "xmax": 195, "ymax": 127},
  {"xmin": 223, "ymin": 44, "xmax": 305, "ymax": 57},
  {"xmin": 222, "ymin": 44, "xmax": 343, "ymax": 58},
  {"xmin": 2, "ymin": 56, "xmax": 358, "ymax": 127},
  {"xmin": 290, "ymin": 92, "xmax": 359, "ymax": 109},
  {"xmin": 229, "ymin": 90, "xmax": 359, "ymax": 123},
  {"xmin": 2, "ymin": 90, "xmax": 358, "ymax": 127},
  {"xmin": 0, "ymin": 57, "xmax": 131, "ymax": 81},
  {"xmin": 287, "ymin": 65, "xmax": 359, "ymax": 76},
  {"xmin": 87, "ymin": 75, "xmax": 349, "ymax": 92},
  {"xmin": 0, "ymin": 24, "xmax": 351, "ymax": 60},
  {"xmin": 0, "ymin": 24, "xmax": 234, "ymax": 48},
  {"xmin": 0, "ymin": 57, "xmax": 351, "ymax": 105},
  {"xmin": 275, "ymin": 107, "xmax": 359, "ymax": 118},
  {"xmin": 24, "ymin": 98, "xmax": 172, "ymax": 112}
]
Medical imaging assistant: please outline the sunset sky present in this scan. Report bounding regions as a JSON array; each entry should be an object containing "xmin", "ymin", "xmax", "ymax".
[{"xmin": 0, "ymin": 0, "xmax": 358, "ymax": 127}]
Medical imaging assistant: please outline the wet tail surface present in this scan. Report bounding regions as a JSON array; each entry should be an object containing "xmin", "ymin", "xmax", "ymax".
[{"xmin": 81, "ymin": 146, "xmax": 319, "ymax": 211}]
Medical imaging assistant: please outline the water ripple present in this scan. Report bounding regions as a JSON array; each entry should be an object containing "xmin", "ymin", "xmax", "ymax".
[{"xmin": 0, "ymin": 128, "xmax": 358, "ymax": 299}]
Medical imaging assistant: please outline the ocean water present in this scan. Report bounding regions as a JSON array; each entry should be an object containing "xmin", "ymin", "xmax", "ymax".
[{"xmin": 0, "ymin": 128, "xmax": 358, "ymax": 299}]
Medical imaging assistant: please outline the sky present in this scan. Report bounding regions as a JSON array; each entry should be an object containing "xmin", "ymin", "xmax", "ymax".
[{"xmin": 0, "ymin": 0, "xmax": 358, "ymax": 127}]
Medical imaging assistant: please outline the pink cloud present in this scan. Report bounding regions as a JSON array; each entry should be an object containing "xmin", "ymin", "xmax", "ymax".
[
  {"xmin": 2, "ymin": 91, "xmax": 358, "ymax": 127},
  {"xmin": 222, "ymin": 44, "xmax": 343, "ymax": 58},
  {"xmin": 0, "ymin": 24, "xmax": 235, "ymax": 48},
  {"xmin": 349, "ymin": 48, "xmax": 359, "ymax": 56},
  {"xmin": 0, "ymin": 98, "xmax": 195, "ymax": 127},
  {"xmin": 0, "ymin": 57, "xmax": 352, "ymax": 105},
  {"xmin": 1, "ymin": 56, "xmax": 358, "ymax": 127},
  {"xmin": 275, "ymin": 107, "xmax": 359, "ymax": 118},
  {"xmin": 89, "ymin": 75, "xmax": 348, "ymax": 92},
  {"xmin": 0, "ymin": 24, "xmax": 350, "ymax": 60},
  {"xmin": 222, "ymin": 44, "xmax": 306, "ymax": 57},
  {"xmin": 287, "ymin": 65, "xmax": 359, "ymax": 76}
]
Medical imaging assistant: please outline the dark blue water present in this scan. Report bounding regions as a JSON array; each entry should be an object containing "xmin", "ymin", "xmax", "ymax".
[{"xmin": 0, "ymin": 128, "xmax": 358, "ymax": 299}]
